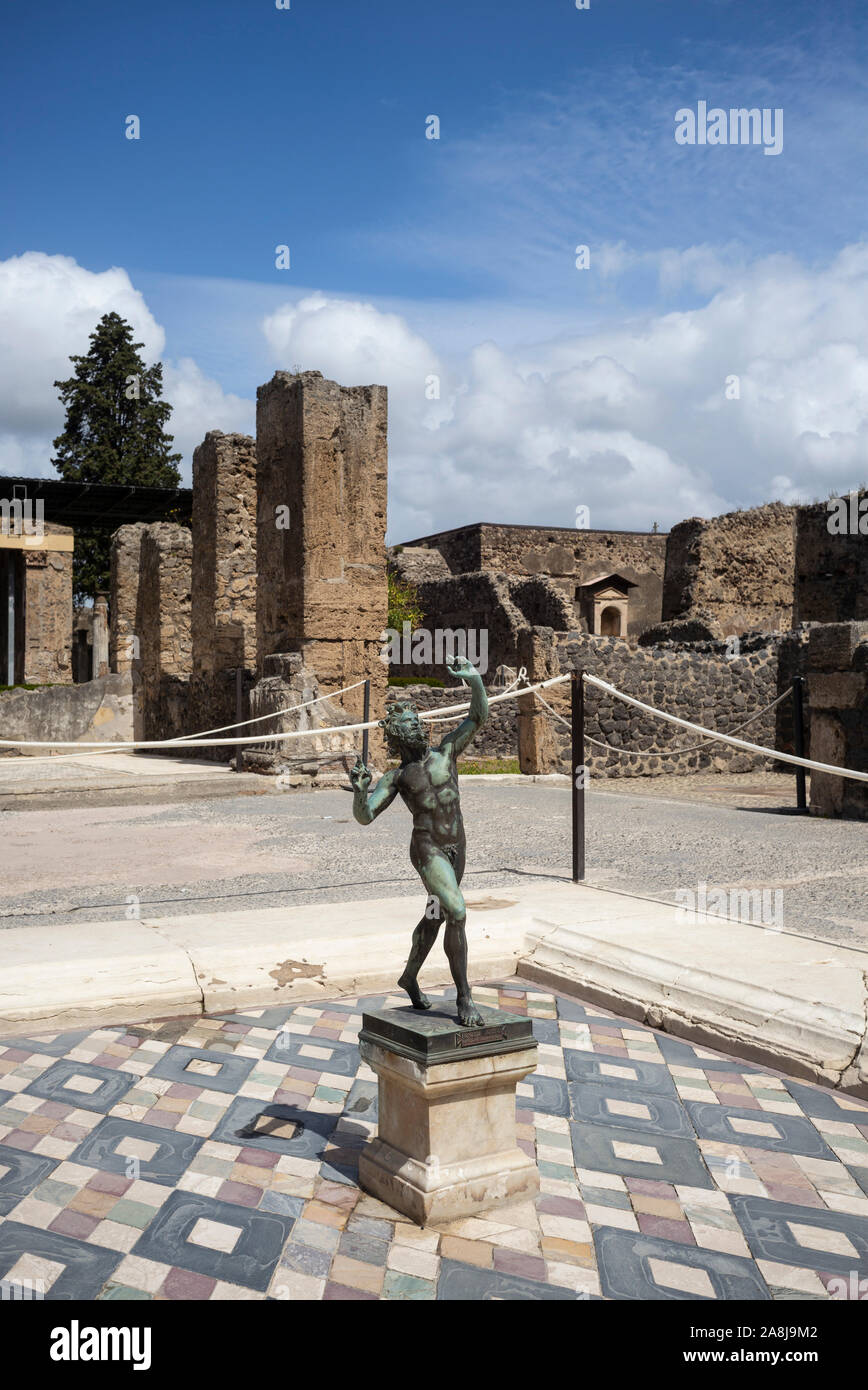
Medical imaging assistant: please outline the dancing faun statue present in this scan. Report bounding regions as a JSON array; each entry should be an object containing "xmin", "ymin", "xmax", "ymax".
[{"xmin": 350, "ymin": 656, "xmax": 489, "ymax": 1027}]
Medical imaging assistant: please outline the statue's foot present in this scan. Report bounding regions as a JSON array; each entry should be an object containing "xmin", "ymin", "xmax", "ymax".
[
  {"xmin": 457, "ymin": 996, "xmax": 485, "ymax": 1028},
  {"xmin": 398, "ymin": 973, "xmax": 431, "ymax": 1010}
]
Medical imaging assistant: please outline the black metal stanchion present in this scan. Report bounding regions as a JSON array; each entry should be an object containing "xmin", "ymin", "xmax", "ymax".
[
  {"xmin": 362, "ymin": 679, "xmax": 370, "ymax": 767},
  {"xmin": 234, "ymin": 667, "xmax": 244, "ymax": 773},
  {"xmin": 571, "ymin": 669, "xmax": 585, "ymax": 882},
  {"xmin": 792, "ymin": 675, "xmax": 807, "ymax": 813}
]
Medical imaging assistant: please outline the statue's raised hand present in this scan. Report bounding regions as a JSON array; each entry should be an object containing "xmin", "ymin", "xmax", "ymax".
[
  {"xmin": 446, "ymin": 655, "xmax": 477, "ymax": 681},
  {"xmin": 350, "ymin": 758, "xmax": 372, "ymax": 792}
]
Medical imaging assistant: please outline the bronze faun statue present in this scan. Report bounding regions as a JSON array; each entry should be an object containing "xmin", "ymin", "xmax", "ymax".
[{"xmin": 350, "ymin": 656, "xmax": 489, "ymax": 1027}]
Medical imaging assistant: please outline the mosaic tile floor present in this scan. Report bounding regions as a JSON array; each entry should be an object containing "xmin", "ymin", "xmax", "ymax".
[{"xmin": 1, "ymin": 984, "xmax": 867, "ymax": 1301}]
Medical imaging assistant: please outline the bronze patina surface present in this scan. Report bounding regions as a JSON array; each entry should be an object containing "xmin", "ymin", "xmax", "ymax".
[
  {"xmin": 359, "ymin": 1003, "xmax": 535, "ymax": 1066},
  {"xmin": 351, "ymin": 655, "xmax": 490, "ymax": 1027}
]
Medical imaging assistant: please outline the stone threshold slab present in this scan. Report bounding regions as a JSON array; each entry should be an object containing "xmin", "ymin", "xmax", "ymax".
[{"xmin": 0, "ymin": 881, "xmax": 864, "ymax": 1097}]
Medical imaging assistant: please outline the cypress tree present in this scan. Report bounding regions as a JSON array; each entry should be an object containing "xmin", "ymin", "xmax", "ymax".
[{"xmin": 53, "ymin": 312, "xmax": 182, "ymax": 599}]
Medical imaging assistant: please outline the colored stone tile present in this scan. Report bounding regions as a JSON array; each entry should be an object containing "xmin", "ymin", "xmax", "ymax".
[
  {"xmin": 594, "ymin": 1226, "xmax": 770, "ymax": 1300},
  {"xmin": 382, "ymin": 1270, "xmax": 435, "ymax": 1300},
  {"xmin": 69, "ymin": 1118, "xmax": 204, "ymax": 1186},
  {"xmin": 437, "ymin": 1259, "xmax": 584, "ymax": 1300},
  {"xmin": 0, "ymin": 1220, "xmax": 123, "ymax": 1299},
  {"xmin": 132, "ymin": 1190, "xmax": 295, "ymax": 1292},
  {"xmin": 0, "ymin": 1144, "xmax": 58, "ymax": 1216}
]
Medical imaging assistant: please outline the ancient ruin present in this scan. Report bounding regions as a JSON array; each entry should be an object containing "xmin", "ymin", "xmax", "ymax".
[{"xmin": 0, "ymin": 392, "xmax": 865, "ymax": 816}]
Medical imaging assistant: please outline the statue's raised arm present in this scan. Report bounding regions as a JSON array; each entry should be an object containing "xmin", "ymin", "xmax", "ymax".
[{"xmin": 439, "ymin": 655, "xmax": 489, "ymax": 759}]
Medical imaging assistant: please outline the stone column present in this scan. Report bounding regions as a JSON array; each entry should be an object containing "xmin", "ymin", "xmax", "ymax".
[
  {"xmin": 92, "ymin": 593, "xmax": 109, "ymax": 678},
  {"xmin": 110, "ymin": 523, "xmax": 148, "ymax": 674},
  {"xmin": 516, "ymin": 627, "xmax": 562, "ymax": 774},
  {"xmin": 190, "ymin": 431, "xmax": 257, "ymax": 748},
  {"xmin": 20, "ymin": 524, "xmax": 74, "ymax": 685},
  {"xmin": 138, "ymin": 524, "xmax": 193, "ymax": 743},
  {"xmin": 806, "ymin": 621, "xmax": 868, "ymax": 820},
  {"xmin": 254, "ymin": 370, "xmax": 388, "ymax": 762}
]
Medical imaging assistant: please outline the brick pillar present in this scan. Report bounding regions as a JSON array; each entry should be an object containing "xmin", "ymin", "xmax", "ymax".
[
  {"xmin": 806, "ymin": 621, "xmax": 868, "ymax": 820},
  {"xmin": 190, "ymin": 432, "xmax": 257, "ymax": 748},
  {"xmin": 516, "ymin": 628, "xmax": 562, "ymax": 774},
  {"xmin": 138, "ymin": 524, "xmax": 193, "ymax": 743},
  {"xmin": 255, "ymin": 371, "xmax": 388, "ymax": 755},
  {"xmin": 110, "ymin": 523, "xmax": 148, "ymax": 674}
]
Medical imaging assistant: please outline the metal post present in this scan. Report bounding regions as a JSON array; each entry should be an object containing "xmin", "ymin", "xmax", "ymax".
[
  {"xmin": 571, "ymin": 669, "xmax": 585, "ymax": 882},
  {"xmin": 234, "ymin": 667, "xmax": 244, "ymax": 773},
  {"xmin": 362, "ymin": 679, "xmax": 370, "ymax": 766},
  {"xmin": 792, "ymin": 675, "xmax": 807, "ymax": 813},
  {"xmin": 6, "ymin": 556, "xmax": 15, "ymax": 687}
]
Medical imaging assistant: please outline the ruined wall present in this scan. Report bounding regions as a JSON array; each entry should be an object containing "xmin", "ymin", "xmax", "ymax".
[
  {"xmin": 110, "ymin": 523, "xmax": 148, "ymax": 675},
  {"xmin": 22, "ymin": 523, "xmax": 74, "ymax": 684},
  {"xmin": 794, "ymin": 491, "xmax": 868, "ymax": 625},
  {"xmin": 806, "ymin": 621, "xmax": 868, "ymax": 820},
  {"xmin": 387, "ymin": 569, "xmax": 573, "ymax": 680},
  {"xmin": 662, "ymin": 503, "xmax": 796, "ymax": 636},
  {"xmin": 517, "ymin": 628, "xmax": 795, "ymax": 779},
  {"xmin": 255, "ymin": 371, "xmax": 388, "ymax": 754},
  {"xmin": 137, "ymin": 523, "xmax": 192, "ymax": 743},
  {"xmin": 396, "ymin": 523, "xmax": 666, "ymax": 637},
  {"xmin": 189, "ymin": 431, "xmax": 257, "ymax": 751},
  {"xmin": 0, "ymin": 672, "xmax": 133, "ymax": 752}
]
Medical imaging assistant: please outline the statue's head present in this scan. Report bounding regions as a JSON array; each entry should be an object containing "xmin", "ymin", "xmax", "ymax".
[{"xmin": 379, "ymin": 700, "xmax": 430, "ymax": 761}]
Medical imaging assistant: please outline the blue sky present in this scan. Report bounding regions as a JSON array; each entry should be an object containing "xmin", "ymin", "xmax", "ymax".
[{"xmin": 1, "ymin": 0, "xmax": 867, "ymax": 537}]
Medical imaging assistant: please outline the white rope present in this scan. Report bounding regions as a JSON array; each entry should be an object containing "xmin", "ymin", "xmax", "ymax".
[
  {"xmin": 583, "ymin": 673, "xmax": 868, "ymax": 784},
  {"xmin": 422, "ymin": 667, "xmax": 528, "ymax": 723},
  {"xmin": 164, "ymin": 678, "xmax": 367, "ymax": 743},
  {"xmin": 0, "ymin": 678, "xmax": 369, "ymax": 762},
  {"xmin": 3, "ymin": 660, "xmax": 864, "ymax": 786},
  {"xmin": 0, "ymin": 670, "xmax": 569, "ymax": 754}
]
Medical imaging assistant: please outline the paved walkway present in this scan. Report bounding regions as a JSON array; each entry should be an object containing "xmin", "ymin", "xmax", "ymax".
[
  {"xmin": 0, "ymin": 982, "xmax": 866, "ymax": 1301},
  {"xmin": 1, "ymin": 778, "xmax": 866, "ymax": 946}
]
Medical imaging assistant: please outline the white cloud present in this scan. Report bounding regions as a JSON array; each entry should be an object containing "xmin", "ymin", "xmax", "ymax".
[
  {"xmin": 261, "ymin": 243, "xmax": 868, "ymax": 538},
  {"xmin": 2, "ymin": 245, "xmax": 867, "ymax": 540},
  {"xmin": 263, "ymin": 292, "xmax": 445, "ymax": 415},
  {"xmin": 0, "ymin": 252, "xmax": 252, "ymax": 484},
  {"xmin": 161, "ymin": 359, "xmax": 254, "ymax": 470}
]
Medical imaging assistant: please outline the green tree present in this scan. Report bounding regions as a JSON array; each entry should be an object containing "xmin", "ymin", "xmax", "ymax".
[{"xmin": 53, "ymin": 312, "xmax": 182, "ymax": 600}]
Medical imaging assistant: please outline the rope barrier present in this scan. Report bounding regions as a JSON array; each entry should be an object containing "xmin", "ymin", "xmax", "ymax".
[
  {"xmin": 537, "ymin": 684, "xmax": 793, "ymax": 755},
  {"xmin": 0, "ymin": 679, "xmax": 370, "ymax": 765},
  {"xmin": 0, "ymin": 669, "xmax": 561, "ymax": 755},
  {"xmin": 582, "ymin": 673, "xmax": 868, "ymax": 784},
  {"xmin": 2, "ymin": 659, "xmax": 865, "ymax": 786}
]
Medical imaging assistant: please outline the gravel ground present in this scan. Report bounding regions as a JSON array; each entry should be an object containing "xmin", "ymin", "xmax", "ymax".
[{"xmin": 0, "ymin": 775, "xmax": 865, "ymax": 947}]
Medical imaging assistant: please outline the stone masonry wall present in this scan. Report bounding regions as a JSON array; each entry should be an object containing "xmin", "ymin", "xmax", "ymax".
[
  {"xmin": 398, "ymin": 523, "xmax": 667, "ymax": 637},
  {"xmin": 794, "ymin": 491, "xmax": 868, "ymax": 625},
  {"xmin": 516, "ymin": 628, "xmax": 797, "ymax": 779},
  {"xmin": 388, "ymin": 682, "xmax": 519, "ymax": 762},
  {"xmin": 662, "ymin": 503, "xmax": 796, "ymax": 636},
  {"xmin": 137, "ymin": 523, "xmax": 192, "ymax": 743},
  {"xmin": 387, "ymin": 570, "xmax": 572, "ymax": 680}
]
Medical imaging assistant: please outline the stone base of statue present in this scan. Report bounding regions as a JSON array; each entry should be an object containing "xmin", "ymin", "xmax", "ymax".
[{"xmin": 358, "ymin": 1004, "xmax": 539, "ymax": 1226}]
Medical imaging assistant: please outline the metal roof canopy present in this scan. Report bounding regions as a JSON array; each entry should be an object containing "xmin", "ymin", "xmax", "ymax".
[{"xmin": 0, "ymin": 475, "xmax": 192, "ymax": 529}]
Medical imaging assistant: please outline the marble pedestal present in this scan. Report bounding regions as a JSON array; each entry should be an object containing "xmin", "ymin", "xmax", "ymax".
[{"xmin": 358, "ymin": 1004, "xmax": 539, "ymax": 1226}]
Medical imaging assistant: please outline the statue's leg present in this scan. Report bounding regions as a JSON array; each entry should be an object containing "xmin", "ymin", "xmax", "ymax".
[
  {"xmin": 413, "ymin": 843, "xmax": 484, "ymax": 1028},
  {"xmin": 397, "ymin": 900, "xmax": 443, "ymax": 1011}
]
